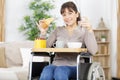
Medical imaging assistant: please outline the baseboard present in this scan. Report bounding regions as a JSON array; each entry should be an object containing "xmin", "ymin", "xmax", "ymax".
[{"xmin": 112, "ymin": 77, "xmax": 120, "ymax": 80}]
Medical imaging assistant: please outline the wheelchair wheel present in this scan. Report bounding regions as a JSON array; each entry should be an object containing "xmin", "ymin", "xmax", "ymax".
[{"xmin": 87, "ymin": 62, "xmax": 105, "ymax": 80}]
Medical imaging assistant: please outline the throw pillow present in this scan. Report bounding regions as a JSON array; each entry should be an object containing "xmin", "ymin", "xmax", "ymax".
[
  {"xmin": 0, "ymin": 47, "xmax": 7, "ymax": 68},
  {"xmin": 20, "ymin": 48, "xmax": 32, "ymax": 68}
]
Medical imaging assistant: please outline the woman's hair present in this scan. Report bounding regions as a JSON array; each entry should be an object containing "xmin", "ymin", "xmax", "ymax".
[{"xmin": 60, "ymin": 1, "xmax": 81, "ymax": 21}]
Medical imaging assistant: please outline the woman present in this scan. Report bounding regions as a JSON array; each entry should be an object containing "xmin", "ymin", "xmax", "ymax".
[{"xmin": 37, "ymin": 1, "xmax": 98, "ymax": 80}]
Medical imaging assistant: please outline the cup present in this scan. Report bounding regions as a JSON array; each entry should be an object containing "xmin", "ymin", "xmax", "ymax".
[
  {"xmin": 53, "ymin": 41, "xmax": 64, "ymax": 48},
  {"xmin": 34, "ymin": 38, "xmax": 46, "ymax": 48},
  {"xmin": 67, "ymin": 42, "xmax": 82, "ymax": 48}
]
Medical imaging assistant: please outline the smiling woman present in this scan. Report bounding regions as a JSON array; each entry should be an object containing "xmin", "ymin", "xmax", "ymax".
[{"xmin": 0, "ymin": 0, "xmax": 5, "ymax": 42}]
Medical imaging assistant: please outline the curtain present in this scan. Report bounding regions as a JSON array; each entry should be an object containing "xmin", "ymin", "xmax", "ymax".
[
  {"xmin": 0, "ymin": 0, "xmax": 5, "ymax": 41},
  {"xmin": 117, "ymin": 0, "xmax": 120, "ymax": 78}
]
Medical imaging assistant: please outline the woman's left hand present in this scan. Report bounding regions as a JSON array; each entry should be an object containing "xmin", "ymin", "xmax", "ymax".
[{"xmin": 78, "ymin": 17, "xmax": 93, "ymax": 32}]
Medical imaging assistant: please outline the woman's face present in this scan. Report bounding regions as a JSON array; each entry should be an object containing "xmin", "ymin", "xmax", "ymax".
[{"xmin": 61, "ymin": 8, "xmax": 78, "ymax": 26}]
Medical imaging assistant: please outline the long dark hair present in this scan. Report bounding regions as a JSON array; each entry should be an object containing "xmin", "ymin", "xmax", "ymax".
[{"xmin": 60, "ymin": 1, "xmax": 81, "ymax": 22}]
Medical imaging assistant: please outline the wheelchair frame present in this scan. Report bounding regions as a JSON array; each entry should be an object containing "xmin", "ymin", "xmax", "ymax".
[
  {"xmin": 29, "ymin": 52, "xmax": 105, "ymax": 80},
  {"xmin": 77, "ymin": 53, "xmax": 92, "ymax": 80}
]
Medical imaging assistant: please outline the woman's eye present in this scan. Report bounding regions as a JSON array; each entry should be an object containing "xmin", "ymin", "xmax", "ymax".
[
  {"xmin": 62, "ymin": 14, "xmax": 66, "ymax": 16},
  {"xmin": 62, "ymin": 12, "xmax": 73, "ymax": 16},
  {"xmin": 68, "ymin": 12, "xmax": 73, "ymax": 15}
]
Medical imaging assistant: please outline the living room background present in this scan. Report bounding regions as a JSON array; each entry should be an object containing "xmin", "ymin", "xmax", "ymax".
[{"xmin": 4, "ymin": 0, "xmax": 117, "ymax": 78}]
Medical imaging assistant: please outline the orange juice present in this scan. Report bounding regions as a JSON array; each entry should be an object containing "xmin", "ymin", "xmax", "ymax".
[{"xmin": 34, "ymin": 38, "xmax": 46, "ymax": 48}]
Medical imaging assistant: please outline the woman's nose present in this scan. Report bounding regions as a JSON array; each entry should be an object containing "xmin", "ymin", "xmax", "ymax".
[{"xmin": 64, "ymin": 15, "xmax": 70, "ymax": 20}]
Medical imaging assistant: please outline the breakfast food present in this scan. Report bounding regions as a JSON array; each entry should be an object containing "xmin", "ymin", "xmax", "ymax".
[{"xmin": 41, "ymin": 18, "xmax": 54, "ymax": 29}]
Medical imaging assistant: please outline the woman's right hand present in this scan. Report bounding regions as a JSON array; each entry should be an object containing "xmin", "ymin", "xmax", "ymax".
[{"xmin": 36, "ymin": 19, "xmax": 48, "ymax": 35}]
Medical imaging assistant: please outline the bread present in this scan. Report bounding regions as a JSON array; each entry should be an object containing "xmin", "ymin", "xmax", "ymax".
[{"xmin": 42, "ymin": 18, "xmax": 54, "ymax": 29}]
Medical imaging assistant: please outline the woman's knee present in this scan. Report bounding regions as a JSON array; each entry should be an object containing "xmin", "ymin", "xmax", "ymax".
[
  {"xmin": 39, "ymin": 65, "xmax": 56, "ymax": 80},
  {"xmin": 55, "ymin": 66, "xmax": 70, "ymax": 73},
  {"xmin": 41, "ymin": 65, "xmax": 55, "ymax": 74},
  {"xmin": 54, "ymin": 66, "xmax": 70, "ymax": 80}
]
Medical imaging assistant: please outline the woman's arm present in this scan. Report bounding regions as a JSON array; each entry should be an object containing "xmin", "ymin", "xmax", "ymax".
[
  {"xmin": 84, "ymin": 30, "xmax": 98, "ymax": 55},
  {"xmin": 78, "ymin": 17, "xmax": 98, "ymax": 55},
  {"xmin": 46, "ymin": 28, "xmax": 58, "ymax": 48}
]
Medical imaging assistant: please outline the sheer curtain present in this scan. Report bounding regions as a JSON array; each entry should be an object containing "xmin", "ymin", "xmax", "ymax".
[
  {"xmin": 0, "ymin": 0, "xmax": 5, "ymax": 41},
  {"xmin": 117, "ymin": 0, "xmax": 120, "ymax": 78}
]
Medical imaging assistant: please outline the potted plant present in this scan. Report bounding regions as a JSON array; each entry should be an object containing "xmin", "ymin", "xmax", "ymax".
[
  {"xmin": 18, "ymin": 0, "xmax": 56, "ymax": 41},
  {"xmin": 101, "ymin": 35, "xmax": 106, "ymax": 42}
]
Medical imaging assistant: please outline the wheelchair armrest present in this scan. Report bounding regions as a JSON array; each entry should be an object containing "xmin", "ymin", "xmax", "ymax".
[{"xmin": 77, "ymin": 52, "xmax": 92, "ymax": 63}]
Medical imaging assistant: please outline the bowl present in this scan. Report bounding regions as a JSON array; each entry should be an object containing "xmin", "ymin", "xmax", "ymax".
[{"xmin": 67, "ymin": 42, "xmax": 82, "ymax": 48}]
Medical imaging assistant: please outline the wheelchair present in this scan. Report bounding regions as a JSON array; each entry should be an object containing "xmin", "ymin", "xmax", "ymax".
[{"xmin": 30, "ymin": 52, "xmax": 105, "ymax": 80}]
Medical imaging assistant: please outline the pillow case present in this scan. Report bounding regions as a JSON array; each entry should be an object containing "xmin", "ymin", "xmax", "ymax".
[
  {"xmin": 20, "ymin": 48, "xmax": 32, "ymax": 68},
  {"xmin": 20, "ymin": 48, "xmax": 49, "ymax": 68}
]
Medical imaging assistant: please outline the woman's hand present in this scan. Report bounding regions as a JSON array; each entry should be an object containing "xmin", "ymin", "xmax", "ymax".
[
  {"xmin": 36, "ymin": 19, "xmax": 48, "ymax": 35},
  {"xmin": 78, "ymin": 17, "xmax": 93, "ymax": 32}
]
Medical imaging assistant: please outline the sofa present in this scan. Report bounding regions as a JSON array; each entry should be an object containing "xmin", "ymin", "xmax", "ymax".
[{"xmin": 0, "ymin": 41, "xmax": 48, "ymax": 80}]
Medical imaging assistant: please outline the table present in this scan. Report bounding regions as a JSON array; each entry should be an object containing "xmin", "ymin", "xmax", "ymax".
[{"xmin": 29, "ymin": 48, "xmax": 88, "ymax": 80}]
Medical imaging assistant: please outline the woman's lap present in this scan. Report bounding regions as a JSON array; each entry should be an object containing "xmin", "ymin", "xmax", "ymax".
[{"xmin": 39, "ymin": 65, "xmax": 76, "ymax": 80}]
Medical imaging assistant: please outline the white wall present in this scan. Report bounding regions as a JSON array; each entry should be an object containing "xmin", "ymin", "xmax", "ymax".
[
  {"xmin": 5, "ymin": 0, "xmax": 118, "ymax": 77},
  {"xmin": 80, "ymin": 0, "xmax": 112, "ymax": 29},
  {"xmin": 5, "ymin": 0, "xmax": 32, "ymax": 41}
]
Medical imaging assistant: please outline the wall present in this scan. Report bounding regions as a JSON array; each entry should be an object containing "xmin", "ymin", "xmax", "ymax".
[
  {"xmin": 5, "ymin": 0, "xmax": 32, "ymax": 41},
  {"xmin": 5, "ymin": 0, "xmax": 117, "ymax": 77}
]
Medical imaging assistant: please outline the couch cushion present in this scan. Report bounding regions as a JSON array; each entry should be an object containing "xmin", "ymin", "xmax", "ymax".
[
  {"xmin": 5, "ymin": 41, "xmax": 34, "ymax": 67},
  {"xmin": 0, "ymin": 41, "xmax": 34, "ymax": 67},
  {"xmin": 0, "ymin": 68, "xmax": 18, "ymax": 80},
  {"xmin": 0, "ymin": 67, "xmax": 29, "ymax": 80},
  {"xmin": 0, "ymin": 47, "xmax": 7, "ymax": 68}
]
